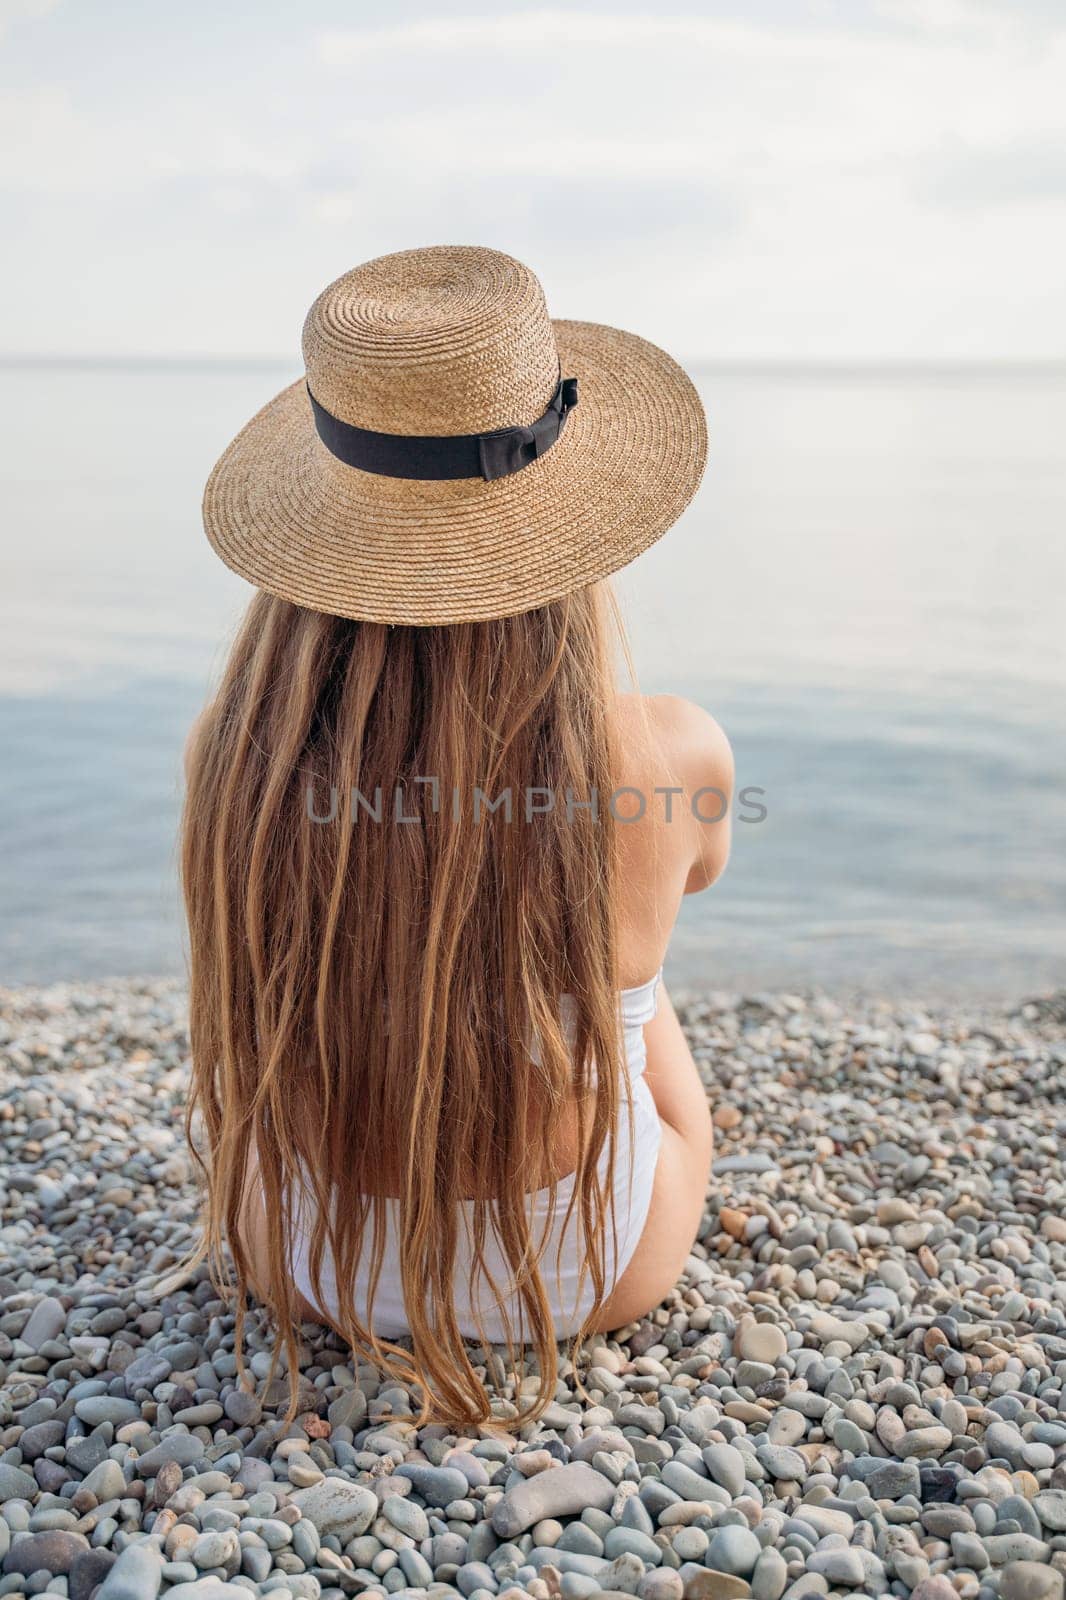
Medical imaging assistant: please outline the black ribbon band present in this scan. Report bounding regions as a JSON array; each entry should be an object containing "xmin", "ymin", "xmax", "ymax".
[{"xmin": 307, "ymin": 374, "xmax": 578, "ymax": 483}]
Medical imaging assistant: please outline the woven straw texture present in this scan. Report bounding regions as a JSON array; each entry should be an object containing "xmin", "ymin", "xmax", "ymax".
[{"xmin": 203, "ymin": 246, "xmax": 707, "ymax": 625}]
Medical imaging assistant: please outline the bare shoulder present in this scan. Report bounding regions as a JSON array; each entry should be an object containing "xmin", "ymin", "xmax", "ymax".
[
  {"xmin": 614, "ymin": 693, "xmax": 733, "ymax": 896},
  {"xmin": 615, "ymin": 693, "xmax": 733, "ymax": 794},
  {"xmin": 649, "ymin": 694, "xmax": 732, "ymax": 792}
]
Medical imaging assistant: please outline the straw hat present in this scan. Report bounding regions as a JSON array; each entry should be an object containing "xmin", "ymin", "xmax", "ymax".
[{"xmin": 203, "ymin": 245, "xmax": 707, "ymax": 626}]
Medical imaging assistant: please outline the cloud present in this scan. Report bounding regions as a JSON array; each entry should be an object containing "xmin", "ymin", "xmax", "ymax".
[
  {"xmin": 916, "ymin": 137, "xmax": 1066, "ymax": 209},
  {"xmin": 0, "ymin": 0, "xmax": 57, "ymax": 43},
  {"xmin": 315, "ymin": 9, "xmax": 1066, "ymax": 173},
  {"xmin": 874, "ymin": 0, "xmax": 1000, "ymax": 29},
  {"xmin": 874, "ymin": 0, "xmax": 1062, "ymax": 33},
  {"xmin": 0, "ymin": 4, "xmax": 1064, "ymax": 357},
  {"xmin": 318, "ymin": 14, "xmax": 759, "ymax": 60}
]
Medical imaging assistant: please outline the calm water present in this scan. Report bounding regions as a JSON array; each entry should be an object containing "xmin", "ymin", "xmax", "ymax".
[{"xmin": 2, "ymin": 360, "xmax": 1064, "ymax": 998}]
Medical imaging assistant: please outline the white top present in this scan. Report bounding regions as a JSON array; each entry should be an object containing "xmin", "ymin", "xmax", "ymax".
[{"xmin": 290, "ymin": 971, "xmax": 664, "ymax": 1342}]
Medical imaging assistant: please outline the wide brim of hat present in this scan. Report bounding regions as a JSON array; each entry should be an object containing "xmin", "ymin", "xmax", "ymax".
[{"xmin": 202, "ymin": 318, "xmax": 707, "ymax": 626}]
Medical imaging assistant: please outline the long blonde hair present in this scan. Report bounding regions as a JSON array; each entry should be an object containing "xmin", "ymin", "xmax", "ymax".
[{"xmin": 181, "ymin": 583, "xmax": 627, "ymax": 1424}]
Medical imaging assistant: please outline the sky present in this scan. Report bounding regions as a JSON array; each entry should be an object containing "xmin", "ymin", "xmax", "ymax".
[{"xmin": 2, "ymin": 0, "xmax": 1065, "ymax": 362}]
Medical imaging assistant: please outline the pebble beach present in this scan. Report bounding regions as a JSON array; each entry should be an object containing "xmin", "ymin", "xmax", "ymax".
[{"xmin": 1, "ymin": 981, "xmax": 1065, "ymax": 1600}]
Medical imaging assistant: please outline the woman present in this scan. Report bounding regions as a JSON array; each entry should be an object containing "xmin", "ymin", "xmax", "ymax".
[{"xmin": 183, "ymin": 245, "xmax": 731, "ymax": 1424}]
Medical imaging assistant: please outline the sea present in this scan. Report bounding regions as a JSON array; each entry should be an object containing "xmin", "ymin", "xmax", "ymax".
[{"xmin": 2, "ymin": 359, "xmax": 1064, "ymax": 1000}]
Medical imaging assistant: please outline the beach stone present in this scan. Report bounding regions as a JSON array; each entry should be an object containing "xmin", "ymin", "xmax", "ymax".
[
  {"xmin": 661, "ymin": 1461, "xmax": 719, "ymax": 1503},
  {"xmin": 923, "ymin": 1506, "xmax": 974, "ymax": 1538},
  {"xmin": 493, "ymin": 1464, "xmax": 615, "ymax": 1536},
  {"xmin": 750, "ymin": 1548, "xmax": 787, "ymax": 1600},
  {"xmin": 289, "ymin": 1478, "xmax": 377, "ymax": 1539},
  {"xmin": 986, "ymin": 1422, "xmax": 1026, "ymax": 1465},
  {"xmin": 123, "ymin": 1354, "xmax": 171, "ymax": 1394},
  {"xmin": 164, "ymin": 1585, "xmax": 245, "ymax": 1600},
  {"xmin": 242, "ymin": 1548, "xmax": 273, "ymax": 1584},
  {"xmin": 19, "ymin": 1295, "xmax": 67, "ymax": 1350},
  {"xmin": 794, "ymin": 1506, "xmax": 853, "ymax": 1540},
  {"xmin": 133, "ymin": 1437, "xmax": 206, "ymax": 1476},
  {"xmin": 736, "ymin": 1324, "xmax": 787, "ymax": 1365},
  {"xmin": 74, "ymin": 1395, "xmax": 141, "ymax": 1427},
  {"xmin": 997, "ymin": 1495, "xmax": 1044, "ymax": 1539},
  {"xmin": 759, "ymin": 1445, "xmax": 807, "ymax": 1482},
  {"xmin": 1034, "ymin": 1490, "xmax": 1066, "ymax": 1530},
  {"xmin": 602, "ymin": 1551, "xmax": 651, "ymax": 1592},
  {"xmin": 16, "ymin": 1419, "xmax": 65, "ymax": 1460},
  {"xmin": 682, "ymin": 1572, "xmax": 752, "ymax": 1600},
  {"xmin": 399, "ymin": 1548, "xmax": 434, "ymax": 1586},
  {"xmin": 908, "ymin": 1582, "xmax": 959, "ymax": 1600},
  {"xmin": 398, "ymin": 1462, "xmax": 470, "ymax": 1506},
  {"xmin": 893, "ymin": 1425, "xmax": 952, "ymax": 1459},
  {"xmin": 832, "ymin": 1419, "xmax": 868, "ymax": 1454},
  {"xmin": 998, "ymin": 1564, "xmax": 1065, "ymax": 1600},
  {"xmin": 673, "ymin": 1528, "xmax": 710, "ymax": 1562},
  {"xmin": 767, "ymin": 1410, "xmax": 806, "ymax": 1447},
  {"xmin": 918, "ymin": 1465, "xmax": 958, "ymax": 1503},
  {"xmin": 95, "ymin": 1541, "xmax": 164, "ymax": 1599},
  {"xmin": 191, "ymin": 1529, "xmax": 240, "ymax": 1570},
  {"xmin": 245, "ymin": 1521, "xmax": 289, "ymax": 1555},
  {"xmin": 807, "ymin": 1314, "xmax": 870, "ymax": 1350},
  {"xmin": 706, "ymin": 1527, "xmax": 761, "ymax": 1579},
  {"xmin": 0, "ymin": 1463, "xmax": 38, "ymax": 1501},
  {"xmin": 3, "ymin": 1530, "xmax": 91, "ymax": 1577},
  {"xmin": 69, "ymin": 1549, "xmax": 118, "ymax": 1600},
  {"xmin": 714, "ymin": 1154, "xmax": 779, "ymax": 1176},
  {"xmin": 238, "ymin": 1458, "xmax": 275, "ymax": 1495},
  {"xmin": 66, "ymin": 1433, "xmax": 110, "ymax": 1475},
  {"xmin": 382, "ymin": 1493, "xmax": 429, "ymax": 1540},
  {"xmin": 82, "ymin": 1458, "xmax": 127, "ymax": 1501},
  {"xmin": 604, "ymin": 1527, "xmax": 661, "ymax": 1565},
  {"xmin": 559, "ymin": 1521, "xmax": 604, "ymax": 1555},
  {"xmin": 845, "ymin": 1456, "xmax": 909, "ymax": 1494},
  {"xmin": 221, "ymin": 1388, "xmax": 261, "ymax": 1425},
  {"xmin": 639, "ymin": 1571, "xmax": 684, "ymax": 1600},
  {"xmin": 983, "ymin": 1534, "xmax": 1051, "ymax": 1565},
  {"xmin": 806, "ymin": 1549, "xmax": 866, "ymax": 1586},
  {"xmin": 950, "ymin": 1532, "xmax": 990, "ymax": 1571},
  {"xmin": 735, "ymin": 1360, "xmax": 777, "ymax": 1388},
  {"xmin": 703, "ymin": 1444, "xmax": 747, "ymax": 1497},
  {"xmin": 325, "ymin": 1388, "xmax": 366, "ymax": 1431}
]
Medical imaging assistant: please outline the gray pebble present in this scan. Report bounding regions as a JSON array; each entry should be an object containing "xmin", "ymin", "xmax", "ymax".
[
  {"xmin": 706, "ymin": 1525, "xmax": 762, "ymax": 1578},
  {"xmin": 492, "ymin": 1464, "xmax": 614, "ymax": 1537},
  {"xmin": 19, "ymin": 1296, "xmax": 67, "ymax": 1351},
  {"xmin": 73, "ymin": 1396, "xmax": 141, "ymax": 1428},
  {"xmin": 289, "ymin": 1479, "xmax": 377, "ymax": 1540},
  {"xmin": 95, "ymin": 1542, "xmax": 163, "ymax": 1600},
  {"xmin": 752, "ymin": 1547, "xmax": 789, "ymax": 1600},
  {"xmin": 703, "ymin": 1444, "xmax": 746, "ymax": 1498}
]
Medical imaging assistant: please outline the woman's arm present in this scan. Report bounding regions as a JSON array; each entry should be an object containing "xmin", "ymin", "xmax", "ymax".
[{"xmin": 642, "ymin": 984, "xmax": 713, "ymax": 1152}]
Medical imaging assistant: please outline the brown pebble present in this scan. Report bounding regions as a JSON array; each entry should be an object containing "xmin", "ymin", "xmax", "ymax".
[
  {"xmin": 919, "ymin": 1244, "xmax": 940, "ymax": 1277},
  {"xmin": 682, "ymin": 1571, "xmax": 753, "ymax": 1600},
  {"xmin": 924, "ymin": 1327, "xmax": 950, "ymax": 1358},
  {"xmin": 909, "ymin": 1579, "xmax": 961, "ymax": 1600},
  {"xmin": 153, "ymin": 1459, "xmax": 184, "ymax": 1507},
  {"xmin": 719, "ymin": 1208, "xmax": 749, "ymax": 1240}
]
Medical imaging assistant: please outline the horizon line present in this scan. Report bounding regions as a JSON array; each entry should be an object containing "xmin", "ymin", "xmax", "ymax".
[{"xmin": 2, "ymin": 352, "xmax": 1066, "ymax": 380}]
